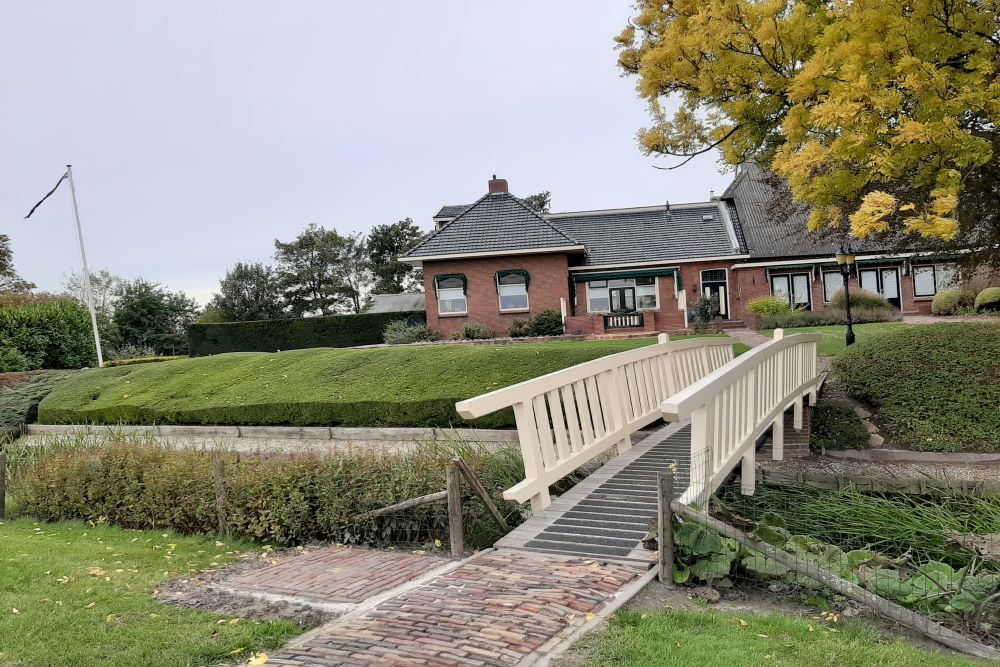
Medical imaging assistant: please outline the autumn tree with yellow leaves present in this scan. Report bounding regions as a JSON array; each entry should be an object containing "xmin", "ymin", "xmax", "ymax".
[{"xmin": 617, "ymin": 0, "xmax": 1000, "ymax": 267}]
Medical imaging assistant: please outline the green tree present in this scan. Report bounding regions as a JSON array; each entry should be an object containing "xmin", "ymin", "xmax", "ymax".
[
  {"xmin": 274, "ymin": 224, "xmax": 373, "ymax": 315},
  {"xmin": 208, "ymin": 262, "xmax": 285, "ymax": 321},
  {"xmin": 521, "ymin": 191, "xmax": 552, "ymax": 214},
  {"xmin": 113, "ymin": 279, "xmax": 197, "ymax": 355},
  {"xmin": 367, "ymin": 218, "xmax": 425, "ymax": 294},
  {"xmin": 616, "ymin": 0, "xmax": 1000, "ymax": 268},
  {"xmin": 0, "ymin": 235, "xmax": 34, "ymax": 293}
]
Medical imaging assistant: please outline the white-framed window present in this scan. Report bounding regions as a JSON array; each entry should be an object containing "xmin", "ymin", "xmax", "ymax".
[
  {"xmin": 822, "ymin": 271, "xmax": 843, "ymax": 303},
  {"xmin": 497, "ymin": 271, "xmax": 529, "ymax": 311},
  {"xmin": 770, "ymin": 273, "xmax": 812, "ymax": 309},
  {"xmin": 435, "ymin": 275, "xmax": 467, "ymax": 315},
  {"xmin": 587, "ymin": 277, "xmax": 658, "ymax": 313},
  {"xmin": 913, "ymin": 264, "xmax": 958, "ymax": 297}
]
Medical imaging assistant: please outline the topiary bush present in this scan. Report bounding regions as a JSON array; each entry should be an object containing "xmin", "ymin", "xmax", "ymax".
[
  {"xmin": 931, "ymin": 289, "xmax": 963, "ymax": 315},
  {"xmin": 834, "ymin": 323, "xmax": 1000, "ymax": 452},
  {"xmin": 526, "ymin": 309, "xmax": 564, "ymax": 336},
  {"xmin": 829, "ymin": 288, "xmax": 890, "ymax": 310},
  {"xmin": 0, "ymin": 347, "xmax": 28, "ymax": 373},
  {"xmin": 383, "ymin": 320, "xmax": 437, "ymax": 344},
  {"xmin": 187, "ymin": 310, "xmax": 424, "ymax": 355},
  {"xmin": 16, "ymin": 441, "xmax": 526, "ymax": 549},
  {"xmin": 747, "ymin": 296, "xmax": 792, "ymax": 316},
  {"xmin": 974, "ymin": 287, "xmax": 1000, "ymax": 312}
]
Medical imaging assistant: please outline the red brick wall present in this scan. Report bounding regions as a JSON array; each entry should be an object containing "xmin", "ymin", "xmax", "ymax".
[{"xmin": 422, "ymin": 253, "xmax": 571, "ymax": 338}]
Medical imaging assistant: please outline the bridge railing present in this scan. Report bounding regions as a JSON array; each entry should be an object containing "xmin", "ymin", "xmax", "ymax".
[
  {"xmin": 455, "ymin": 334, "xmax": 736, "ymax": 511},
  {"xmin": 661, "ymin": 329, "xmax": 821, "ymax": 506}
]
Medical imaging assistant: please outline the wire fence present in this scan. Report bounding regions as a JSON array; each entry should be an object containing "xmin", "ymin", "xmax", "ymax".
[{"xmin": 663, "ymin": 452, "xmax": 1000, "ymax": 659}]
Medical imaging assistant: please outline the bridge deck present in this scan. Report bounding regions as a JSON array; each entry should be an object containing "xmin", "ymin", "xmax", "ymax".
[{"xmin": 495, "ymin": 421, "xmax": 691, "ymax": 568}]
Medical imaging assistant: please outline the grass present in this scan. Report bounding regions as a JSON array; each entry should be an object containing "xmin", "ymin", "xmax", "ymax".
[
  {"xmin": 0, "ymin": 518, "xmax": 300, "ymax": 667},
  {"xmin": 762, "ymin": 322, "xmax": 906, "ymax": 356},
  {"xmin": 38, "ymin": 336, "xmax": 746, "ymax": 428},
  {"xmin": 834, "ymin": 323, "xmax": 1000, "ymax": 452},
  {"xmin": 574, "ymin": 609, "xmax": 982, "ymax": 666},
  {"xmin": 809, "ymin": 398, "xmax": 869, "ymax": 451}
]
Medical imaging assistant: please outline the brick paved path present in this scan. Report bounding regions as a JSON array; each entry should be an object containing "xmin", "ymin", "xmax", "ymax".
[
  {"xmin": 264, "ymin": 549, "xmax": 641, "ymax": 667},
  {"xmin": 224, "ymin": 547, "xmax": 448, "ymax": 606},
  {"xmin": 725, "ymin": 327, "xmax": 772, "ymax": 348}
]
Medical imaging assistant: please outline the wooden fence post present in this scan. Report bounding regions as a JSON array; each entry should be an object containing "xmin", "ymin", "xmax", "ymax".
[
  {"xmin": 0, "ymin": 450, "xmax": 6, "ymax": 521},
  {"xmin": 453, "ymin": 457, "xmax": 508, "ymax": 530},
  {"xmin": 657, "ymin": 471, "xmax": 674, "ymax": 585},
  {"xmin": 447, "ymin": 463, "xmax": 464, "ymax": 558},
  {"xmin": 213, "ymin": 457, "xmax": 229, "ymax": 538}
]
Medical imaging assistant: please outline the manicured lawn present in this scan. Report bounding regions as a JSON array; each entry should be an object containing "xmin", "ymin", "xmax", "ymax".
[
  {"xmin": 834, "ymin": 323, "xmax": 1000, "ymax": 452},
  {"xmin": 39, "ymin": 336, "xmax": 745, "ymax": 428},
  {"xmin": 575, "ymin": 609, "xmax": 981, "ymax": 666},
  {"xmin": 762, "ymin": 322, "xmax": 906, "ymax": 356},
  {"xmin": 0, "ymin": 519, "xmax": 299, "ymax": 667}
]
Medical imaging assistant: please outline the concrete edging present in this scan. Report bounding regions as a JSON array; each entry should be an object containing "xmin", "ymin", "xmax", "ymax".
[
  {"xmin": 826, "ymin": 448, "xmax": 1000, "ymax": 464},
  {"xmin": 24, "ymin": 423, "xmax": 517, "ymax": 443}
]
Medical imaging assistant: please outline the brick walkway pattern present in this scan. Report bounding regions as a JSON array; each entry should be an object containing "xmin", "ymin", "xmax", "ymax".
[
  {"xmin": 266, "ymin": 549, "xmax": 640, "ymax": 667},
  {"xmin": 224, "ymin": 547, "xmax": 447, "ymax": 605}
]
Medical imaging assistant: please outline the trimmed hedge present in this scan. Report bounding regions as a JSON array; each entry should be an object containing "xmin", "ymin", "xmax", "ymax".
[
  {"xmin": 931, "ymin": 289, "xmax": 962, "ymax": 315},
  {"xmin": 187, "ymin": 310, "xmax": 424, "ymax": 355},
  {"xmin": 759, "ymin": 305, "xmax": 901, "ymax": 329},
  {"xmin": 103, "ymin": 355, "xmax": 184, "ymax": 368},
  {"xmin": 834, "ymin": 323, "xmax": 1000, "ymax": 452},
  {"xmin": 0, "ymin": 301, "xmax": 97, "ymax": 370},
  {"xmin": 747, "ymin": 295, "xmax": 792, "ymax": 316},
  {"xmin": 16, "ymin": 442, "xmax": 525, "ymax": 548},
  {"xmin": 975, "ymin": 287, "xmax": 1000, "ymax": 312}
]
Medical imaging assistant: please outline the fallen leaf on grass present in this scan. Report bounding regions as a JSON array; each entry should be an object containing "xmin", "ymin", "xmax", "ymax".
[{"xmin": 247, "ymin": 652, "xmax": 269, "ymax": 665}]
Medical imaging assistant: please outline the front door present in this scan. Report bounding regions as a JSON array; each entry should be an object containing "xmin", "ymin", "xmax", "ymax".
[
  {"xmin": 701, "ymin": 269, "xmax": 729, "ymax": 319},
  {"xmin": 610, "ymin": 287, "xmax": 635, "ymax": 312},
  {"xmin": 859, "ymin": 268, "xmax": 902, "ymax": 309}
]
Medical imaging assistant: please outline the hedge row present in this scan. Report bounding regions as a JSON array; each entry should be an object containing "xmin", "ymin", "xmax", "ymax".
[
  {"xmin": 0, "ymin": 301, "xmax": 97, "ymax": 370},
  {"xmin": 187, "ymin": 310, "xmax": 425, "ymax": 355},
  {"xmin": 16, "ymin": 441, "xmax": 525, "ymax": 548}
]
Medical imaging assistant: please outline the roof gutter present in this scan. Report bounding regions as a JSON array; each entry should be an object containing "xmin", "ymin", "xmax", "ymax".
[{"xmin": 566, "ymin": 255, "xmax": 750, "ymax": 272}]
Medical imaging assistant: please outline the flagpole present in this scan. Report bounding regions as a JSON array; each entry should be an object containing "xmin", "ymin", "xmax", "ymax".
[{"xmin": 65, "ymin": 165, "xmax": 104, "ymax": 368}]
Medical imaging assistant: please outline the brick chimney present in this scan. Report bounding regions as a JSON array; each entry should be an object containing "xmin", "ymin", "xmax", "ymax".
[{"xmin": 488, "ymin": 175, "xmax": 508, "ymax": 194}]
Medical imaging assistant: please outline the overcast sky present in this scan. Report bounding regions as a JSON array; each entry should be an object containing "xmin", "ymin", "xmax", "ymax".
[{"xmin": 1, "ymin": 2, "xmax": 731, "ymax": 305}]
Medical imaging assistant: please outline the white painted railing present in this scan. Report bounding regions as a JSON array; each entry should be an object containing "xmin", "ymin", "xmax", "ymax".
[
  {"xmin": 661, "ymin": 329, "xmax": 821, "ymax": 506},
  {"xmin": 455, "ymin": 334, "xmax": 736, "ymax": 510}
]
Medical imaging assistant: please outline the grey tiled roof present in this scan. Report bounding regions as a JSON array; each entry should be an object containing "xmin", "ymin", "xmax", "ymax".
[
  {"xmin": 405, "ymin": 193, "xmax": 582, "ymax": 259},
  {"xmin": 723, "ymin": 163, "xmax": 885, "ymax": 259},
  {"xmin": 365, "ymin": 292, "xmax": 425, "ymax": 313},
  {"xmin": 549, "ymin": 204, "xmax": 745, "ymax": 267},
  {"xmin": 433, "ymin": 204, "xmax": 469, "ymax": 219}
]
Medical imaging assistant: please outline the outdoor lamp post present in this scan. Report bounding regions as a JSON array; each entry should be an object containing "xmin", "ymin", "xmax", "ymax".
[{"xmin": 836, "ymin": 250, "xmax": 857, "ymax": 346}]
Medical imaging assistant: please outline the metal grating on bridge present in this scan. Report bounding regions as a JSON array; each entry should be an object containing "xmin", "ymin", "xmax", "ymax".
[{"xmin": 495, "ymin": 421, "xmax": 691, "ymax": 567}]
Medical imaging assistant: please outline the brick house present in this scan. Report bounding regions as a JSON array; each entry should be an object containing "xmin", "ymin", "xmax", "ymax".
[{"xmin": 402, "ymin": 168, "xmax": 960, "ymax": 337}]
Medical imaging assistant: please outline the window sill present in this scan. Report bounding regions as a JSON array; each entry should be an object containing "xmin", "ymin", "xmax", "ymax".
[
  {"xmin": 438, "ymin": 312, "xmax": 468, "ymax": 318},
  {"xmin": 913, "ymin": 296, "xmax": 935, "ymax": 301},
  {"xmin": 500, "ymin": 309, "xmax": 530, "ymax": 314}
]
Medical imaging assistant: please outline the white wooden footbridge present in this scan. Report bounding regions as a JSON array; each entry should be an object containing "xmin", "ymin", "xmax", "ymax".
[{"xmin": 455, "ymin": 331, "xmax": 821, "ymax": 566}]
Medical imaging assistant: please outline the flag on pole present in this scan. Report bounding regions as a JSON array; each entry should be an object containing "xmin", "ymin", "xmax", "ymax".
[{"xmin": 24, "ymin": 171, "xmax": 69, "ymax": 219}]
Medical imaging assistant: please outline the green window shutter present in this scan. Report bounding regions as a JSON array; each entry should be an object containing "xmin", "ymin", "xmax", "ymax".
[
  {"xmin": 433, "ymin": 273, "xmax": 467, "ymax": 296},
  {"xmin": 495, "ymin": 269, "xmax": 530, "ymax": 292}
]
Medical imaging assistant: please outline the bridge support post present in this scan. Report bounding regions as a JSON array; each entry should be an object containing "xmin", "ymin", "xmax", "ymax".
[
  {"xmin": 808, "ymin": 384, "xmax": 818, "ymax": 406},
  {"xmin": 772, "ymin": 413, "xmax": 784, "ymax": 461},
  {"xmin": 741, "ymin": 449, "xmax": 756, "ymax": 496},
  {"xmin": 793, "ymin": 395, "xmax": 804, "ymax": 430},
  {"xmin": 657, "ymin": 471, "xmax": 674, "ymax": 586}
]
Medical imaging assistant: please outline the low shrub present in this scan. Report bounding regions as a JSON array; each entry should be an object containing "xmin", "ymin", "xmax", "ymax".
[
  {"xmin": 0, "ymin": 347, "xmax": 28, "ymax": 373},
  {"xmin": 525, "ymin": 309, "xmax": 564, "ymax": 336},
  {"xmin": 746, "ymin": 296, "xmax": 792, "ymax": 316},
  {"xmin": 810, "ymin": 399, "xmax": 868, "ymax": 451},
  {"xmin": 103, "ymin": 356, "xmax": 184, "ymax": 368},
  {"xmin": 0, "ymin": 301, "xmax": 97, "ymax": 370},
  {"xmin": 974, "ymin": 287, "xmax": 1000, "ymax": 312},
  {"xmin": 187, "ymin": 310, "xmax": 424, "ymax": 355},
  {"xmin": 834, "ymin": 323, "xmax": 1000, "ymax": 452},
  {"xmin": 16, "ymin": 441, "xmax": 526, "ymax": 549},
  {"xmin": 107, "ymin": 342, "xmax": 159, "ymax": 361},
  {"xmin": 829, "ymin": 288, "xmax": 890, "ymax": 310},
  {"xmin": 508, "ymin": 320, "xmax": 531, "ymax": 338},
  {"xmin": 931, "ymin": 289, "xmax": 962, "ymax": 315},
  {"xmin": 383, "ymin": 320, "xmax": 437, "ymax": 344},
  {"xmin": 460, "ymin": 323, "xmax": 494, "ymax": 340},
  {"xmin": 692, "ymin": 294, "xmax": 720, "ymax": 332},
  {"xmin": 759, "ymin": 306, "xmax": 901, "ymax": 329}
]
